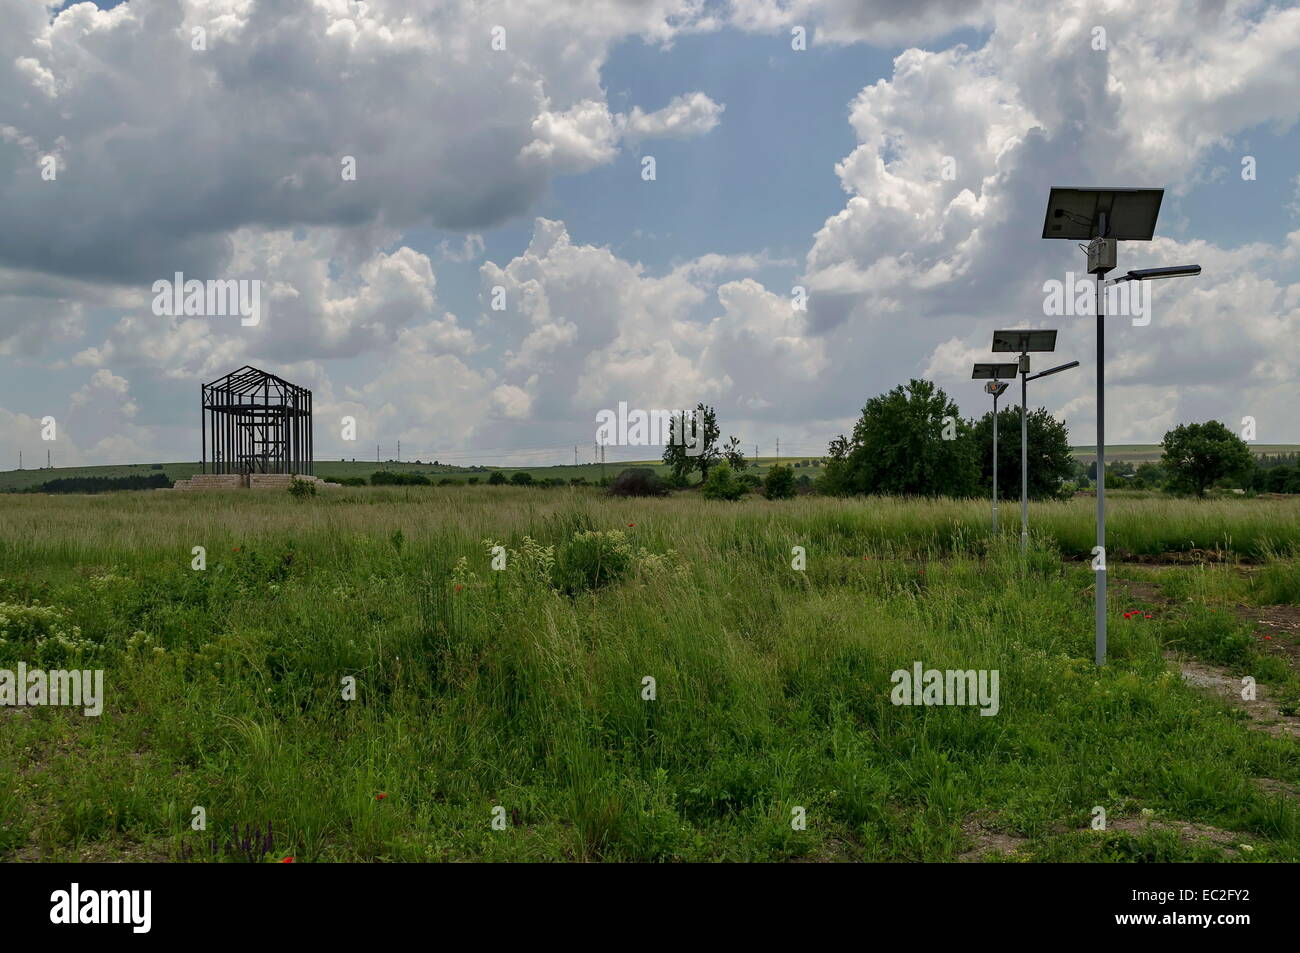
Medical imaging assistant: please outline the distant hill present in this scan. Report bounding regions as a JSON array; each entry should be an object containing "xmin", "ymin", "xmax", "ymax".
[
  {"xmin": 4, "ymin": 446, "xmax": 1298, "ymax": 492},
  {"xmin": 1068, "ymin": 444, "xmax": 1300, "ymax": 464}
]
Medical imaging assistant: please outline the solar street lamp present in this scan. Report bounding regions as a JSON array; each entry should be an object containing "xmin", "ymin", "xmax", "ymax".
[
  {"xmin": 1042, "ymin": 187, "xmax": 1201, "ymax": 666},
  {"xmin": 973, "ymin": 364, "xmax": 1016, "ymax": 532},
  {"xmin": 992, "ymin": 330, "xmax": 1077, "ymax": 554}
]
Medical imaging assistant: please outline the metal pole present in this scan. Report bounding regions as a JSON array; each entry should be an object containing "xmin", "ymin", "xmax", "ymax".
[
  {"xmin": 992, "ymin": 392, "xmax": 999, "ymax": 532},
  {"xmin": 1095, "ymin": 214, "xmax": 1108, "ymax": 666},
  {"xmin": 1020, "ymin": 357, "xmax": 1028, "ymax": 554}
]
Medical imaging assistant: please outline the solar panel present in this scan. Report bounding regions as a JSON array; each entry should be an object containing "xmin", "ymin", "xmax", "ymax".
[
  {"xmin": 971, "ymin": 363, "xmax": 1020, "ymax": 380},
  {"xmin": 1041, "ymin": 187, "xmax": 1164, "ymax": 241},
  {"xmin": 992, "ymin": 329, "xmax": 1057, "ymax": 353}
]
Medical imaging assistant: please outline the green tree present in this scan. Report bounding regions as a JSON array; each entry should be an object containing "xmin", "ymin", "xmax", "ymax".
[
  {"xmin": 1133, "ymin": 461, "xmax": 1165, "ymax": 490},
  {"xmin": 487, "ymin": 471, "xmax": 507, "ymax": 485},
  {"xmin": 763, "ymin": 464, "xmax": 796, "ymax": 500},
  {"xmin": 510, "ymin": 471, "xmax": 534, "ymax": 486},
  {"xmin": 1160, "ymin": 421, "xmax": 1254, "ymax": 497},
  {"xmin": 722, "ymin": 435, "xmax": 748, "ymax": 471},
  {"xmin": 822, "ymin": 380, "xmax": 979, "ymax": 497},
  {"xmin": 662, "ymin": 404, "xmax": 721, "ymax": 484},
  {"xmin": 813, "ymin": 435, "xmax": 853, "ymax": 495},
  {"xmin": 701, "ymin": 461, "xmax": 746, "ymax": 501},
  {"xmin": 969, "ymin": 406, "xmax": 1073, "ymax": 501}
]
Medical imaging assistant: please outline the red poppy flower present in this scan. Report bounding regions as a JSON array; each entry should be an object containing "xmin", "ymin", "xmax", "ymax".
[
  {"xmin": 628, "ymin": 523, "xmax": 635, "ymax": 527},
  {"xmin": 454, "ymin": 584, "xmax": 463, "ymax": 592},
  {"xmin": 376, "ymin": 793, "xmax": 387, "ymax": 800},
  {"xmin": 1264, "ymin": 635, "xmax": 1273, "ymax": 640},
  {"xmin": 281, "ymin": 857, "xmax": 294, "ymax": 863}
]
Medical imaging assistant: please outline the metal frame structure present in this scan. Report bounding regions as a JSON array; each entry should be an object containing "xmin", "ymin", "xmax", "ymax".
[{"xmin": 202, "ymin": 366, "xmax": 313, "ymax": 476}]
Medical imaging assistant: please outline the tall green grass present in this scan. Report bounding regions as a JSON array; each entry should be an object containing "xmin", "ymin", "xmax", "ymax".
[{"xmin": 0, "ymin": 488, "xmax": 1297, "ymax": 861}]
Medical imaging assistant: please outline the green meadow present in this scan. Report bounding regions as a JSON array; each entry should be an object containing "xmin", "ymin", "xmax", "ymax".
[{"xmin": 1, "ymin": 487, "xmax": 1298, "ymax": 861}]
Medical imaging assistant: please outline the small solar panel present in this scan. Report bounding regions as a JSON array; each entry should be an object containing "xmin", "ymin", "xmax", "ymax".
[
  {"xmin": 992, "ymin": 329, "xmax": 1057, "ymax": 353},
  {"xmin": 971, "ymin": 363, "xmax": 1020, "ymax": 380},
  {"xmin": 1041, "ymin": 187, "xmax": 1164, "ymax": 241}
]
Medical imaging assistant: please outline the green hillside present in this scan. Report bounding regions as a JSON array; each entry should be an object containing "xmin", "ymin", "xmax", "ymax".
[
  {"xmin": 1069, "ymin": 444, "xmax": 1300, "ymax": 464},
  {"xmin": 3, "ymin": 446, "xmax": 1297, "ymax": 492}
]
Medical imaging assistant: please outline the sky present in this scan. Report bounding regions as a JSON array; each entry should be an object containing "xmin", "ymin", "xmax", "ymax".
[{"xmin": 2, "ymin": 0, "xmax": 1299, "ymax": 470}]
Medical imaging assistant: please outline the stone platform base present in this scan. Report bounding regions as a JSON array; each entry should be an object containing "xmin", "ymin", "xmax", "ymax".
[{"xmin": 169, "ymin": 473, "xmax": 342, "ymax": 491}]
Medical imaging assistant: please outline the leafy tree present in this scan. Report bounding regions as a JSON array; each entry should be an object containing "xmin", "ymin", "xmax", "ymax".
[
  {"xmin": 1133, "ymin": 461, "xmax": 1166, "ymax": 490},
  {"xmin": 722, "ymin": 435, "xmax": 748, "ymax": 471},
  {"xmin": 487, "ymin": 471, "xmax": 507, "ymax": 485},
  {"xmin": 821, "ymin": 380, "xmax": 979, "ymax": 497},
  {"xmin": 763, "ymin": 464, "xmax": 797, "ymax": 500},
  {"xmin": 510, "ymin": 471, "xmax": 534, "ymax": 486},
  {"xmin": 662, "ymin": 404, "xmax": 721, "ymax": 483},
  {"xmin": 1160, "ymin": 421, "xmax": 1254, "ymax": 497},
  {"xmin": 1105, "ymin": 461, "xmax": 1136, "ymax": 488},
  {"xmin": 701, "ymin": 461, "xmax": 746, "ymax": 501},
  {"xmin": 969, "ymin": 406, "xmax": 1074, "ymax": 501},
  {"xmin": 1255, "ymin": 465, "xmax": 1299, "ymax": 493}
]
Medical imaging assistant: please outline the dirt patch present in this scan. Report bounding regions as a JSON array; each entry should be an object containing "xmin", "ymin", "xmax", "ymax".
[
  {"xmin": 1112, "ymin": 579, "xmax": 1170, "ymax": 606},
  {"xmin": 1234, "ymin": 604, "xmax": 1300, "ymax": 670},
  {"xmin": 1104, "ymin": 816, "xmax": 1249, "ymax": 854},
  {"xmin": 1252, "ymin": 778, "xmax": 1299, "ymax": 799},
  {"xmin": 790, "ymin": 837, "xmax": 856, "ymax": 863},
  {"xmin": 1170, "ymin": 654, "xmax": 1300, "ymax": 738},
  {"xmin": 1126, "ymin": 549, "xmax": 1251, "ymax": 565},
  {"xmin": 957, "ymin": 813, "xmax": 1030, "ymax": 862}
]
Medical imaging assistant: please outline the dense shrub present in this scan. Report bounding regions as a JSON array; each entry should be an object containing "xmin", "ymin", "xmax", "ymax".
[
  {"xmin": 608, "ymin": 468, "xmax": 669, "ymax": 497},
  {"xmin": 334, "ymin": 476, "xmax": 368, "ymax": 487},
  {"xmin": 763, "ymin": 464, "xmax": 797, "ymax": 500},
  {"xmin": 510, "ymin": 471, "xmax": 534, "ymax": 486},
  {"xmin": 487, "ymin": 471, "xmax": 507, "ymax": 485},
  {"xmin": 288, "ymin": 477, "xmax": 317, "ymax": 499},
  {"xmin": 370, "ymin": 471, "xmax": 431, "ymax": 486},
  {"xmin": 553, "ymin": 530, "xmax": 635, "ymax": 593},
  {"xmin": 24, "ymin": 473, "xmax": 172, "ymax": 494},
  {"xmin": 701, "ymin": 462, "xmax": 746, "ymax": 501}
]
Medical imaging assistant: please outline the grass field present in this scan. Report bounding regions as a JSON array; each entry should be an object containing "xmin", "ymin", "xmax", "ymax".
[{"xmin": 2, "ymin": 487, "xmax": 1299, "ymax": 861}]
